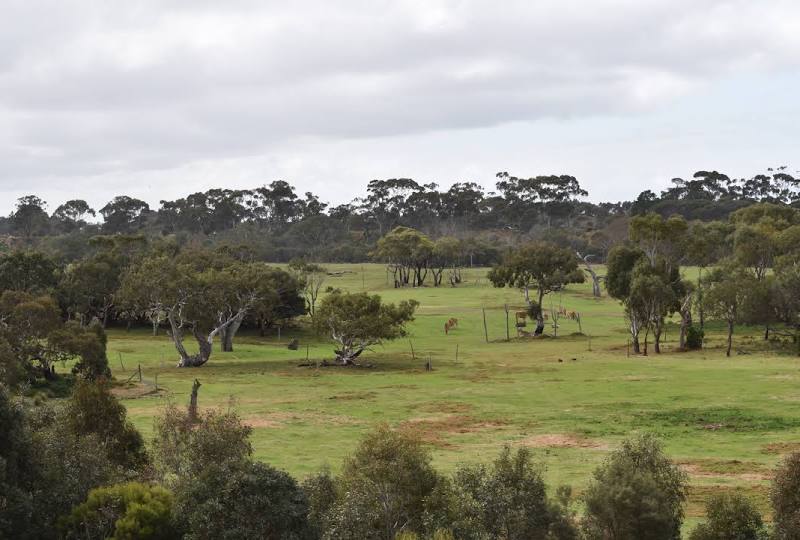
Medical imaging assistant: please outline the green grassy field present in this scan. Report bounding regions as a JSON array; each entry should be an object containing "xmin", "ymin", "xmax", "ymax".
[{"xmin": 105, "ymin": 263, "xmax": 800, "ymax": 526}]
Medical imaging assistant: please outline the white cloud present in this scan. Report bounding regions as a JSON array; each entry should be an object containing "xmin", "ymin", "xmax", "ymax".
[{"xmin": 1, "ymin": 0, "xmax": 799, "ymax": 212}]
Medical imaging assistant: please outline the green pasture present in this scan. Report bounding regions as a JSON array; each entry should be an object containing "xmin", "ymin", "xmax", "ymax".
[{"xmin": 104, "ymin": 263, "xmax": 800, "ymax": 524}]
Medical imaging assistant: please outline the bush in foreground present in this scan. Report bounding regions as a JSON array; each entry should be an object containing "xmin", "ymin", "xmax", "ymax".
[
  {"xmin": 173, "ymin": 461, "xmax": 313, "ymax": 540},
  {"xmin": 582, "ymin": 433, "xmax": 687, "ymax": 540},
  {"xmin": 772, "ymin": 452, "xmax": 800, "ymax": 539},
  {"xmin": 59, "ymin": 482, "xmax": 175, "ymax": 540},
  {"xmin": 689, "ymin": 492, "xmax": 768, "ymax": 540}
]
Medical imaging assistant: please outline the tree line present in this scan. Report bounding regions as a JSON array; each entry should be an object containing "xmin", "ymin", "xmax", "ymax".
[
  {"xmin": 5, "ymin": 374, "xmax": 800, "ymax": 539},
  {"xmin": 3, "ymin": 167, "xmax": 798, "ymax": 264}
]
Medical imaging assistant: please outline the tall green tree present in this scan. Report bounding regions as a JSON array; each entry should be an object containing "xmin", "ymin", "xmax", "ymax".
[
  {"xmin": 701, "ymin": 261, "xmax": 766, "ymax": 357},
  {"xmin": 313, "ymin": 291, "xmax": 418, "ymax": 365},
  {"xmin": 9, "ymin": 195, "xmax": 50, "ymax": 237},
  {"xmin": 488, "ymin": 242, "xmax": 583, "ymax": 335}
]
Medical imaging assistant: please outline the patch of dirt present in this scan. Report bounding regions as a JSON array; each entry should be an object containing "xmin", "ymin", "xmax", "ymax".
[
  {"xmin": 245, "ymin": 418, "xmax": 284, "ymax": 428},
  {"xmin": 245, "ymin": 411, "xmax": 361, "ymax": 429},
  {"xmin": 328, "ymin": 391, "xmax": 377, "ymax": 401},
  {"xmin": 762, "ymin": 442, "xmax": 800, "ymax": 455},
  {"xmin": 522, "ymin": 433, "xmax": 609, "ymax": 450},
  {"xmin": 399, "ymin": 414, "xmax": 508, "ymax": 448},
  {"xmin": 679, "ymin": 460, "xmax": 772, "ymax": 482},
  {"xmin": 615, "ymin": 375, "xmax": 666, "ymax": 382},
  {"xmin": 416, "ymin": 401, "xmax": 473, "ymax": 414}
]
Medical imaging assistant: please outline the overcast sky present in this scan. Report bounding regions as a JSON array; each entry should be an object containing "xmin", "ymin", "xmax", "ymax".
[{"xmin": 1, "ymin": 0, "xmax": 799, "ymax": 215}]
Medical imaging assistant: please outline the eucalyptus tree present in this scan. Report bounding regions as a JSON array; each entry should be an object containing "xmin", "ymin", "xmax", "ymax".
[
  {"xmin": 488, "ymin": 242, "xmax": 583, "ymax": 335},
  {"xmin": 702, "ymin": 261, "xmax": 765, "ymax": 357},
  {"xmin": 313, "ymin": 291, "xmax": 418, "ymax": 365},
  {"xmin": 52, "ymin": 199, "xmax": 95, "ymax": 233},
  {"xmin": 100, "ymin": 196, "xmax": 151, "ymax": 233},
  {"xmin": 9, "ymin": 195, "xmax": 49, "ymax": 238},
  {"xmin": 288, "ymin": 260, "xmax": 327, "ymax": 317},
  {"xmin": 373, "ymin": 226, "xmax": 434, "ymax": 287}
]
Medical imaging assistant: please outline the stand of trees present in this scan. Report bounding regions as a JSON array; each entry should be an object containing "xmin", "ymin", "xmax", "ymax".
[{"xmin": 373, "ymin": 227, "xmax": 469, "ymax": 288}]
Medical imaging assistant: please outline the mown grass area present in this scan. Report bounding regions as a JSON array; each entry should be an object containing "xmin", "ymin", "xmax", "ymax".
[{"xmin": 102, "ymin": 263, "xmax": 800, "ymax": 527}]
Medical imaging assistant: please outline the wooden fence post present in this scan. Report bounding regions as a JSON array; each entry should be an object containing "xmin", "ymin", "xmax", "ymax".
[
  {"xmin": 409, "ymin": 340, "xmax": 416, "ymax": 361},
  {"xmin": 482, "ymin": 308, "xmax": 489, "ymax": 343},
  {"xmin": 504, "ymin": 304, "xmax": 510, "ymax": 341},
  {"xmin": 138, "ymin": 364, "xmax": 142, "ymax": 383}
]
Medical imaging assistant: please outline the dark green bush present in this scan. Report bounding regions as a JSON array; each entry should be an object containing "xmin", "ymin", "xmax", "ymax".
[
  {"xmin": 772, "ymin": 452, "xmax": 800, "ymax": 539},
  {"xmin": 689, "ymin": 492, "xmax": 767, "ymax": 540},
  {"xmin": 685, "ymin": 325, "xmax": 704, "ymax": 350},
  {"xmin": 582, "ymin": 434, "xmax": 687, "ymax": 540},
  {"xmin": 173, "ymin": 461, "xmax": 313, "ymax": 540},
  {"xmin": 439, "ymin": 446, "xmax": 578, "ymax": 540}
]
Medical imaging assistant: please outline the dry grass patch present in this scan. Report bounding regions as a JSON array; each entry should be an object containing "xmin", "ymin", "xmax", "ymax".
[
  {"xmin": 328, "ymin": 391, "xmax": 377, "ymax": 401},
  {"xmin": 762, "ymin": 441, "xmax": 800, "ymax": 454},
  {"xmin": 522, "ymin": 433, "xmax": 609, "ymax": 450},
  {"xmin": 416, "ymin": 401, "xmax": 473, "ymax": 414},
  {"xmin": 245, "ymin": 411, "xmax": 362, "ymax": 430},
  {"xmin": 399, "ymin": 414, "xmax": 508, "ymax": 448},
  {"xmin": 679, "ymin": 459, "xmax": 772, "ymax": 482}
]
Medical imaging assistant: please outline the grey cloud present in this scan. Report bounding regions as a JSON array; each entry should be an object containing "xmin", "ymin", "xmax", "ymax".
[{"xmin": 1, "ymin": 0, "xmax": 799, "ymax": 209}]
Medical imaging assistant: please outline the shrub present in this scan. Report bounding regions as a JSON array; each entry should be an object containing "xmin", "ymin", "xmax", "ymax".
[
  {"xmin": 444, "ymin": 446, "xmax": 578, "ymax": 540},
  {"xmin": 323, "ymin": 424, "xmax": 441, "ymax": 539},
  {"xmin": 771, "ymin": 452, "xmax": 800, "ymax": 539},
  {"xmin": 151, "ymin": 402, "xmax": 252, "ymax": 482},
  {"xmin": 302, "ymin": 469, "xmax": 338, "ymax": 536},
  {"xmin": 173, "ymin": 461, "xmax": 313, "ymax": 540},
  {"xmin": 65, "ymin": 379, "xmax": 147, "ymax": 471},
  {"xmin": 685, "ymin": 325, "xmax": 704, "ymax": 350},
  {"xmin": 689, "ymin": 492, "xmax": 767, "ymax": 540},
  {"xmin": 59, "ymin": 482, "xmax": 175, "ymax": 540},
  {"xmin": 582, "ymin": 434, "xmax": 687, "ymax": 540}
]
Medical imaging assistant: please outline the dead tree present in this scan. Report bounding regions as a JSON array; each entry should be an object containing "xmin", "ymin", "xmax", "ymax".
[
  {"xmin": 577, "ymin": 252, "xmax": 602, "ymax": 297},
  {"xmin": 188, "ymin": 379, "xmax": 201, "ymax": 423}
]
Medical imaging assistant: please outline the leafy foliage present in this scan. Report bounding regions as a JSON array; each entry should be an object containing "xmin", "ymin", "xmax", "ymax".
[
  {"xmin": 59, "ymin": 482, "xmax": 176, "ymax": 540},
  {"xmin": 174, "ymin": 461, "xmax": 313, "ymax": 540},
  {"xmin": 582, "ymin": 434, "xmax": 687, "ymax": 540},
  {"xmin": 771, "ymin": 452, "xmax": 800, "ymax": 539},
  {"xmin": 689, "ymin": 493, "xmax": 768, "ymax": 540},
  {"xmin": 313, "ymin": 291, "xmax": 418, "ymax": 364},
  {"xmin": 151, "ymin": 402, "xmax": 252, "ymax": 483},
  {"xmin": 320, "ymin": 424, "xmax": 441, "ymax": 539}
]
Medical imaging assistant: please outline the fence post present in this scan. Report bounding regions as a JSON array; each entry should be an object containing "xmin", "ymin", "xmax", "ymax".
[
  {"xmin": 482, "ymin": 308, "xmax": 489, "ymax": 343},
  {"xmin": 455, "ymin": 343, "xmax": 459, "ymax": 364},
  {"xmin": 138, "ymin": 364, "xmax": 142, "ymax": 383},
  {"xmin": 118, "ymin": 352, "xmax": 125, "ymax": 371},
  {"xmin": 409, "ymin": 340, "xmax": 416, "ymax": 361},
  {"xmin": 504, "ymin": 304, "xmax": 510, "ymax": 342}
]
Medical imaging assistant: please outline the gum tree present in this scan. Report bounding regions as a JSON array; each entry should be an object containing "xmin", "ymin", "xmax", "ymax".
[
  {"xmin": 313, "ymin": 291, "xmax": 418, "ymax": 365},
  {"xmin": 489, "ymin": 242, "xmax": 583, "ymax": 335}
]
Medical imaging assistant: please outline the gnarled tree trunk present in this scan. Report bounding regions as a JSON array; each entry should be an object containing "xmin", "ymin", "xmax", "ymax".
[
  {"xmin": 578, "ymin": 252, "xmax": 602, "ymax": 297},
  {"xmin": 219, "ymin": 311, "xmax": 245, "ymax": 352},
  {"xmin": 726, "ymin": 320, "xmax": 734, "ymax": 357}
]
